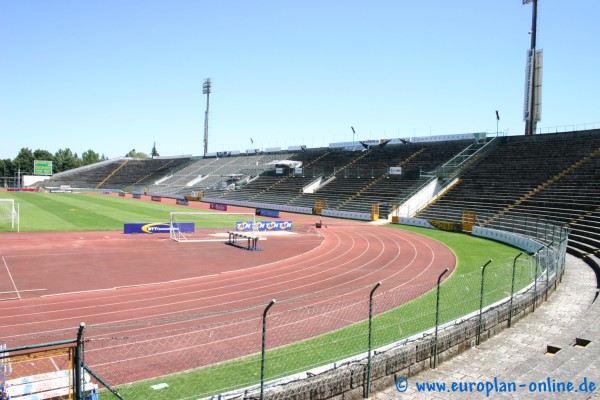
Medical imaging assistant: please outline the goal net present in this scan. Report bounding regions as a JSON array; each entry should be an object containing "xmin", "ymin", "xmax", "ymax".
[
  {"xmin": 0, "ymin": 199, "xmax": 19, "ymax": 232},
  {"xmin": 169, "ymin": 211, "xmax": 259, "ymax": 242}
]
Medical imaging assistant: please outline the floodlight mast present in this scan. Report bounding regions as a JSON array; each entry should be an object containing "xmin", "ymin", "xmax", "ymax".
[
  {"xmin": 523, "ymin": 0, "xmax": 538, "ymax": 136},
  {"xmin": 203, "ymin": 78, "xmax": 212, "ymax": 155}
]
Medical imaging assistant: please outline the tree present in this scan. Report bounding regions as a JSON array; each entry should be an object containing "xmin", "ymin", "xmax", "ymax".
[
  {"xmin": 0, "ymin": 159, "xmax": 14, "ymax": 186},
  {"xmin": 13, "ymin": 148, "xmax": 35, "ymax": 174},
  {"xmin": 81, "ymin": 149, "xmax": 101, "ymax": 166},
  {"xmin": 33, "ymin": 149, "xmax": 54, "ymax": 162},
  {"xmin": 54, "ymin": 148, "xmax": 80, "ymax": 172},
  {"xmin": 151, "ymin": 142, "xmax": 159, "ymax": 158},
  {"xmin": 0, "ymin": 159, "xmax": 13, "ymax": 175},
  {"xmin": 125, "ymin": 149, "xmax": 149, "ymax": 159}
]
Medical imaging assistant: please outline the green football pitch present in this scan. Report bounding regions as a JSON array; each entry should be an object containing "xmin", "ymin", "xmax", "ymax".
[{"xmin": 0, "ymin": 192, "xmax": 255, "ymax": 231}]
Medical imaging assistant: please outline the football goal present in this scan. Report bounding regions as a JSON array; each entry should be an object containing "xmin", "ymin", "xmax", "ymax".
[
  {"xmin": 169, "ymin": 211, "xmax": 259, "ymax": 243},
  {"xmin": 0, "ymin": 199, "xmax": 19, "ymax": 232}
]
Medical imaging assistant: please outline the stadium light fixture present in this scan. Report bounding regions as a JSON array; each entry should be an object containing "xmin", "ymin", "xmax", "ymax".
[
  {"xmin": 203, "ymin": 78, "xmax": 212, "ymax": 156},
  {"xmin": 496, "ymin": 110, "xmax": 500, "ymax": 136}
]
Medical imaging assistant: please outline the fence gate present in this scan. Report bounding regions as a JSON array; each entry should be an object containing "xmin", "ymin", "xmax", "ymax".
[
  {"xmin": 314, "ymin": 199, "xmax": 326, "ymax": 214},
  {"xmin": 371, "ymin": 203, "xmax": 380, "ymax": 221},
  {"xmin": 1, "ymin": 325, "xmax": 98, "ymax": 400}
]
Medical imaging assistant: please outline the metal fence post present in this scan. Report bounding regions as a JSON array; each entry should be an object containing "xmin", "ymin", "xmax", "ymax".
[
  {"xmin": 433, "ymin": 268, "xmax": 449, "ymax": 369},
  {"xmin": 260, "ymin": 300, "xmax": 276, "ymax": 400},
  {"xmin": 477, "ymin": 260, "xmax": 493, "ymax": 345},
  {"xmin": 74, "ymin": 322, "xmax": 86, "ymax": 400},
  {"xmin": 365, "ymin": 282, "xmax": 382, "ymax": 399},
  {"xmin": 508, "ymin": 253, "xmax": 523, "ymax": 328},
  {"xmin": 82, "ymin": 363, "xmax": 126, "ymax": 400},
  {"xmin": 559, "ymin": 226, "xmax": 566, "ymax": 273},
  {"xmin": 533, "ymin": 247, "xmax": 544, "ymax": 312},
  {"xmin": 545, "ymin": 241, "xmax": 554, "ymax": 301},
  {"xmin": 559, "ymin": 235, "xmax": 569, "ymax": 281}
]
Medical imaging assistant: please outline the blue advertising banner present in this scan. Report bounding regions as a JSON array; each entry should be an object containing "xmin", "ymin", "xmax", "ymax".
[
  {"xmin": 123, "ymin": 222, "xmax": 195, "ymax": 234},
  {"xmin": 176, "ymin": 199, "xmax": 189, "ymax": 206},
  {"xmin": 236, "ymin": 220, "xmax": 292, "ymax": 231},
  {"xmin": 132, "ymin": 193, "xmax": 142, "ymax": 199}
]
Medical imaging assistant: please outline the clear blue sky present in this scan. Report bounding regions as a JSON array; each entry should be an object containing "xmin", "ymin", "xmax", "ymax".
[{"xmin": 1, "ymin": 1, "xmax": 598, "ymax": 160}]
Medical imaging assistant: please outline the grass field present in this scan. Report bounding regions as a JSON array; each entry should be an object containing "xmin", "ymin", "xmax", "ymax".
[
  {"xmin": 0, "ymin": 191, "xmax": 532, "ymax": 398},
  {"xmin": 0, "ymin": 192, "xmax": 261, "ymax": 231}
]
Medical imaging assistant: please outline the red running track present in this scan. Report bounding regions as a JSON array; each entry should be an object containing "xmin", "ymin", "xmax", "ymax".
[{"xmin": 0, "ymin": 213, "xmax": 455, "ymax": 384}]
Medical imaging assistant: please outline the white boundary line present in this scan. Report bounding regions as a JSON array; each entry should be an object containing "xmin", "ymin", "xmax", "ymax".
[
  {"xmin": 2, "ymin": 257, "xmax": 20, "ymax": 300},
  {"xmin": 41, "ymin": 274, "xmax": 222, "ymax": 298},
  {"xmin": 0, "ymin": 289, "xmax": 46, "ymax": 295}
]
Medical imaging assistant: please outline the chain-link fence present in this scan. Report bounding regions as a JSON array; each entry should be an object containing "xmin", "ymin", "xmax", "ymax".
[{"xmin": 1, "ymin": 223, "xmax": 567, "ymax": 400}]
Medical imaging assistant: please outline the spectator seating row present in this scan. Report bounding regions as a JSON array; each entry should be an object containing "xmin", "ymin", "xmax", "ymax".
[
  {"xmin": 416, "ymin": 130, "xmax": 600, "ymax": 271},
  {"xmin": 150, "ymin": 152, "xmax": 294, "ymax": 195},
  {"xmin": 207, "ymin": 141, "xmax": 474, "ymax": 214},
  {"xmin": 42, "ymin": 157, "xmax": 191, "ymax": 191}
]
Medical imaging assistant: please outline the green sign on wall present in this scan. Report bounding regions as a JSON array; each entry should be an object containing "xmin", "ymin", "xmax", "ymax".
[{"xmin": 34, "ymin": 160, "xmax": 53, "ymax": 176}]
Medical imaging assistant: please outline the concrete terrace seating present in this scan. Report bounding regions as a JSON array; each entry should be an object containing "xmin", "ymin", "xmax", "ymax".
[
  {"xmin": 206, "ymin": 149, "xmax": 331, "ymax": 202},
  {"xmin": 491, "ymin": 138, "xmax": 600, "ymax": 256},
  {"xmin": 211, "ymin": 141, "xmax": 473, "ymax": 214},
  {"xmin": 290, "ymin": 176, "xmax": 377, "ymax": 211},
  {"xmin": 100, "ymin": 158, "xmax": 191, "ymax": 191},
  {"xmin": 417, "ymin": 130, "xmax": 600, "ymax": 269},
  {"xmin": 151, "ymin": 157, "xmax": 226, "ymax": 194},
  {"xmin": 212, "ymin": 176, "xmax": 283, "ymax": 202},
  {"xmin": 339, "ymin": 175, "xmax": 430, "ymax": 215},
  {"xmin": 301, "ymin": 140, "xmax": 472, "ymax": 215},
  {"xmin": 150, "ymin": 152, "xmax": 292, "ymax": 195},
  {"xmin": 418, "ymin": 134, "xmax": 600, "ymax": 223},
  {"xmin": 41, "ymin": 157, "xmax": 191, "ymax": 191},
  {"xmin": 42, "ymin": 159, "xmax": 128, "ymax": 189},
  {"xmin": 245, "ymin": 176, "xmax": 317, "ymax": 205}
]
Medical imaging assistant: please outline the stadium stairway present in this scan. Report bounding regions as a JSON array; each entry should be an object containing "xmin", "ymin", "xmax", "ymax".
[
  {"xmin": 95, "ymin": 160, "xmax": 129, "ymax": 189},
  {"xmin": 334, "ymin": 147, "xmax": 426, "ymax": 214}
]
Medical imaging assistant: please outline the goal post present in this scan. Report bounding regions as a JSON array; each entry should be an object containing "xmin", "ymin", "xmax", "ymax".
[
  {"xmin": 0, "ymin": 199, "xmax": 19, "ymax": 232},
  {"xmin": 169, "ymin": 211, "xmax": 259, "ymax": 242}
]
